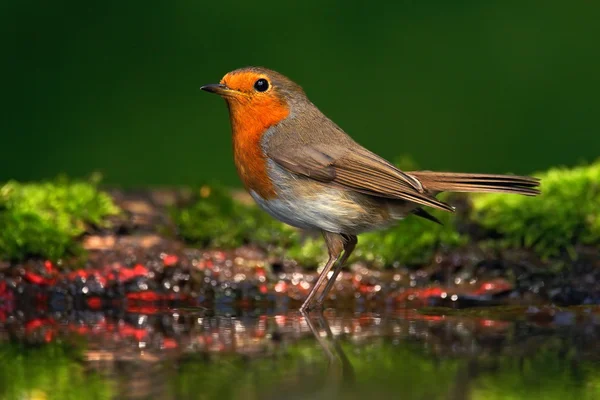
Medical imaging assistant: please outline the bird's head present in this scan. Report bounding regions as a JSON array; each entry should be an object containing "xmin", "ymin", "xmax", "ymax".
[{"xmin": 201, "ymin": 67, "xmax": 307, "ymax": 137}]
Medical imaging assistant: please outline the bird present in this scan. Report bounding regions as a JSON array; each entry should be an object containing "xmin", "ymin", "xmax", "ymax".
[{"xmin": 201, "ymin": 66, "xmax": 540, "ymax": 312}]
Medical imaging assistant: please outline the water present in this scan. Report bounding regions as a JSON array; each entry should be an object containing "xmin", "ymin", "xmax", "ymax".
[{"xmin": 1, "ymin": 307, "xmax": 599, "ymax": 400}]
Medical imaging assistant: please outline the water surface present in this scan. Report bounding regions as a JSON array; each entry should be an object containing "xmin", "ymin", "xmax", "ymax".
[{"xmin": 1, "ymin": 306, "xmax": 599, "ymax": 400}]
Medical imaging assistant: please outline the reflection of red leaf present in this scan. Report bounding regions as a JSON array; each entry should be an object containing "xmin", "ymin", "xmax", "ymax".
[
  {"xmin": 416, "ymin": 314, "xmax": 445, "ymax": 322},
  {"xmin": 166, "ymin": 293, "xmax": 190, "ymax": 301},
  {"xmin": 127, "ymin": 291, "xmax": 161, "ymax": 301},
  {"xmin": 395, "ymin": 287, "xmax": 444, "ymax": 304},
  {"xmin": 69, "ymin": 324, "xmax": 91, "ymax": 335},
  {"xmin": 472, "ymin": 279, "xmax": 513, "ymax": 296},
  {"xmin": 395, "ymin": 309, "xmax": 446, "ymax": 322},
  {"xmin": 478, "ymin": 319, "xmax": 511, "ymax": 330},
  {"xmin": 127, "ymin": 305, "xmax": 161, "ymax": 314},
  {"xmin": 119, "ymin": 324, "xmax": 148, "ymax": 341}
]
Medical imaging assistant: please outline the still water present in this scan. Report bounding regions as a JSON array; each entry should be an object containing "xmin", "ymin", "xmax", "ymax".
[{"xmin": 1, "ymin": 305, "xmax": 599, "ymax": 400}]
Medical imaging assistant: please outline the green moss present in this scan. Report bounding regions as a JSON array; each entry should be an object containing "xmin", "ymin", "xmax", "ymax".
[
  {"xmin": 471, "ymin": 159, "xmax": 600, "ymax": 259},
  {"xmin": 285, "ymin": 234, "xmax": 328, "ymax": 267},
  {"xmin": 357, "ymin": 207, "xmax": 465, "ymax": 267},
  {"xmin": 0, "ymin": 177, "xmax": 120, "ymax": 261},
  {"xmin": 286, "ymin": 208, "xmax": 465, "ymax": 268},
  {"xmin": 171, "ymin": 185, "xmax": 298, "ymax": 250}
]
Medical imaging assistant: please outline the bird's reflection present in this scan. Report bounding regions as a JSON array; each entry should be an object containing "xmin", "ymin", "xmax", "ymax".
[{"xmin": 301, "ymin": 311, "xmax": 355, "ymax": 397}]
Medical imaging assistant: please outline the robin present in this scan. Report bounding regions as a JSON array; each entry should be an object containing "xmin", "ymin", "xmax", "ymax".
[{"xmin": 201, "ymin": 66, "xmax": 540, "ymax": 312}]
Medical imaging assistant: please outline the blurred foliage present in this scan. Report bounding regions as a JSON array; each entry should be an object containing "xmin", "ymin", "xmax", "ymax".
[
  {"xmin": 0, "ymin": 341, "xmax": 113, "ymax": 400},
  {"xmin": 471, "ymin": 159, "xmax": 600, "ymax": 259},
  {"xmin": 0, "ymin": 177, "xmax": 120, "ymax": 261}
]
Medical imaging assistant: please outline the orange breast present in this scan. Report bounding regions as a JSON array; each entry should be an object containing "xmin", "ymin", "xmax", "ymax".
[{"xmin": 228, "ymin": 97, "xmax": 289, "ymax": 199}]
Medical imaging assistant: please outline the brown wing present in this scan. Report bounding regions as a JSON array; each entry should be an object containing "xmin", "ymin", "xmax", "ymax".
[{"xmin": 268, "ymin": 143, "xmax": 455, "ymax": 212}]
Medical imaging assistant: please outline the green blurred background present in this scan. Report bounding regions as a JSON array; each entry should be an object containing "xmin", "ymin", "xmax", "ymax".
[{"xmin": 2, "ymin": 0, "xmax": 598, "ymax": 188}]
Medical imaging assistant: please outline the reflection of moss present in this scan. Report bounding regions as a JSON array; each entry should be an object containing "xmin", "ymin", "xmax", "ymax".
[
  {"xmin": 0, "ymin": 177, "xmax": 119, "ymax": 261},
  {"xmin": 168, "ymin": 336, "xmax": 600, "ymax": 400},
  {"xmin": 169, "ymin": 338, "xmax": 329, "ymax": 400},
  {"xmin": 472, "ymin": 339, "xmax": 600, "ymax": 400},
  {"xmin": 0, "ymin": 341, "xmax": 113, "ymax": 400},
  {"xmin": 419, "ymin": 305, "xmax": 600, "ymax": 321},
  {"xmin": 340, "ymin": 341, "xmax": 461, "ymax": 399},
  {"xmin": 471, "ymin": 160, "xmax": 600, "ymax": 259},
  {"xmin": 418, "ymin": 305, "xmax": 532, "ymax": 320},
  {"xmin": 169, "ymin": 338, "xmax": 459, "ymax": 400}
]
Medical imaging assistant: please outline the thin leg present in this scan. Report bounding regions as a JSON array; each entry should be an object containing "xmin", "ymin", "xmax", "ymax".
[
  {"xmin": 314, "ymin": 235, "xmax": 357, "ymax": 308},
  {"xmin": 300, "ymin": 232, "xmax": 344, "ymax": 313}
]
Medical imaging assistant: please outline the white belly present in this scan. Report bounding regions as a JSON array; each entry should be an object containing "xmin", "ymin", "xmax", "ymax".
[
  {"xmin": 250, "ymin": 187, "xmax": 358, "ymax": 233},
  {"xmin": 248, "ymin": 162, "xmax": 408, "ymax": 234}
]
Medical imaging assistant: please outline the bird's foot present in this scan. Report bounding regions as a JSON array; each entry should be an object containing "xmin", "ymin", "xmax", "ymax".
[{"xmin": 299, "ymin": 302, "xmax": 324, "ymax": 313}]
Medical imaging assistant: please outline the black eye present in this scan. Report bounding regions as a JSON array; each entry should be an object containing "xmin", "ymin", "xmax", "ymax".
[{"xmin": 254, "ymin": 78, "xmax": 269, "ymax": 92}]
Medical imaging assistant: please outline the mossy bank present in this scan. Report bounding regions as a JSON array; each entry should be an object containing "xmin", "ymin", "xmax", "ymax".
[{"xmin": 1, "ymin": 160, "xmax": 599, "ymax": 271}]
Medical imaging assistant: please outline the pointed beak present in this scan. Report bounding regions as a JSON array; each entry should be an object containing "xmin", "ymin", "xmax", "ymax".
[{"xmin": 200, "ymin": 83, "xmax": 237, "ymax": 97}]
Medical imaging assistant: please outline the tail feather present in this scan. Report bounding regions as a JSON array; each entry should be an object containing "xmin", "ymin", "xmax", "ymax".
[
  {"xmin": 412, "ymin": 207, "xmax": 443, "ymax": 225},
  {"xmin": 409, "ymin": 171, "xmax": 541, "ymax": 196}
]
